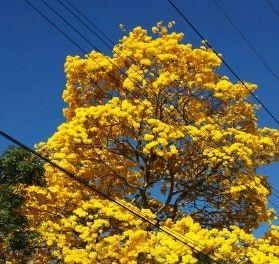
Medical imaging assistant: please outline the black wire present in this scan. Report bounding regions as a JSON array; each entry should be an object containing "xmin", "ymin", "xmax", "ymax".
[
  {"xmin": 211, "ymin": 0, "xmax": 279, "ymax": 203},
  {"xmin": 55, "ymin": 0, "xmax": 184, "ymax": 120},
  {"xmin": 273, "ymin": 186, "xmax": 279, "ymax": 196},
  {"xmin": 24, "ymin": 0, "xmax": 87, "ymax": 54},
  {"xmin": 25, "ymin": 0, "xmax": 136, "ymax": 107},
  {"xmin": 211, "ymin": 0, "xmax": 279, "ymax": 205},
  {"xmin": 0, "ymin": 131, "xmax": 183, "ymax": 243},
  {"xmin": 269, "ymin": 200, "xmax": 279, "ymax": 210},
  {"xmin": 266, "ymin": 0, "xmax": 279, "ymax": 17},
  {"xmin": 38, "ymin": 0, "xmax": 160, "ymax": 119},
  {"xmin": 56, "ymin": 0, "xmax": 112, "ymax": 51},
  {"xmin": 167, "ymin": 0, "xmax": 279, "ymax": 127},
  {"xmin": 55, "ymin": 0, "xmax": 175, "ymax": 100},
  {"xmin": 63, "ymin": 0, "xmax": 115, "ymax": 46},
  {"xmin": 40, "ymin": 0, "xmax": 103, "ymax": 54},
  {"xmin": 271, "ymin": 189, "xmax": 279, "ymax": 201},
  {"xmin": 213, "ymin": 0, "xmax": 279, "ymax": 82},
  {"xmin": 55, "ymin": 0, "xmax": 183, "ymax": 118}
]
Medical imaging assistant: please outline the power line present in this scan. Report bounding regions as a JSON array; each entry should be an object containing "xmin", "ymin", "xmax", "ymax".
[
  {"xmin": 56, "ymin": 0, "xmax": 117, "ymax": 53},
  {"xmin": 266, "ymin": 0, "xmax": 279, "ymax": 17},
  {"xmin": 167, "ymin": 0, "xmax": 279, "ymax": 127},
  {"xmin": 270, "ymin": 199, "xmax": 279, "ymax": 210},
  {"xmin": 63, "ymin": 0, "xmax": 115, "ymax": 46},
  {"xmin": 25, "ymin": 0, "xmax": 88, "ymax": 53},
  {"xmin": 270, "ymin": 187, "xmax": 279, "ymax": 203},
  {"xmin": 211, "ymin": 0, "xmax": 279, "ymax": 205},
  {"xmin": 166, "ymin": 0, "xmax": 279, "ymax": 203},
  {"xmin": 273, "ymin": 186, "xmax": 279, "ymax": 196},
  {"xmin": 213, "ymin": 0, "xmax": 279, "ymax": 82},
  {"xmin": 39, "ymin": 0, "xmax": 109, "ymax": 59},
  {"xmin": 56, "ymin": 0, "xmax": 114, "ymax": 55}
]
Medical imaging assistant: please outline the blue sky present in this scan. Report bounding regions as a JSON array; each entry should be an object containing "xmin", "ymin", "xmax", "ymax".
[{"xmin": 0, "ymin": 0, "xmax": 278, "ymax": 236}]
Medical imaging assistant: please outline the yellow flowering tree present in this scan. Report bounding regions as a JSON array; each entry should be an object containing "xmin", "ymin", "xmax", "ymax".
[{"xmin": 25, "ymin": 22, "xmax": 279, "ymax": 263}]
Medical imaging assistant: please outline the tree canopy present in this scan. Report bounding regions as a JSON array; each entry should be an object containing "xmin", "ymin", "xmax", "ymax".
[
  {"xmin": 0, "ymin": 147, "xmax": 45, "ymax": 263},
  {"xmin": 24, "ymin": 22, "xmax": 279, "ymax": 263}
]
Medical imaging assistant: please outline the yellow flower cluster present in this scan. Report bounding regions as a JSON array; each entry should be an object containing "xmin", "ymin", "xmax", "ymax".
[
  {"xmin": 36, "ymin": 197, "xmax": 279, "ymax": 264},
  {"xmin": 24, "ymin": 22, "xmax": 279, "ymax": 263},
  {"xmin": 143, "ymin": 119, "xmax": 184, "ymax": 156}
]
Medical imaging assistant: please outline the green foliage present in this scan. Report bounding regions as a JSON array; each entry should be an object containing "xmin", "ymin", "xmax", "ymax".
[
  {"xmin": 0, "ymin": 146, "xmax": 45, "ymax": 186},
  {"xmin": 0, "ymin": 147, "xmax": 45, "ymax": 262}
]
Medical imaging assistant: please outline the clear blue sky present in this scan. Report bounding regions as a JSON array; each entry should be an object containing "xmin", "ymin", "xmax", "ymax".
[{"xmin": 0, "ymin": 0, "xmax": 278, "ymax": 236}]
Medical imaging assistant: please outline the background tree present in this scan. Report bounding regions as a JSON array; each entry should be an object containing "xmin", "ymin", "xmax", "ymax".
[
  {"xmin": 0, "ymin": 147, "xmax": 45, "ymax": 263},
  {"xmin": 26, "ymin": 22, "xmax": 279, "ymax": 263}
]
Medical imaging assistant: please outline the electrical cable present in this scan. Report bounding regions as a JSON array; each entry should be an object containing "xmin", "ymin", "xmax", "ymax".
[
  {"xmin": 266, "ymin": 0, "xmax": 279, "ymax": 17},
  {"xmin": 167, "ymin": 0, "xmax": 279, "ymax": 127},
  {"xmin": 64, "ymin": 0, "xmax": 115, "ymax": 46},
  {"xmin": 213, "ymin": 0, "xmax": 279, "ymax": 82},
  {"xmin": 57, "ymin": 0, "xmax": 115, "ymax": 50},
  {"xmin": 167, "ymin": 0, "xmax": 279, "ymax": 205}
]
